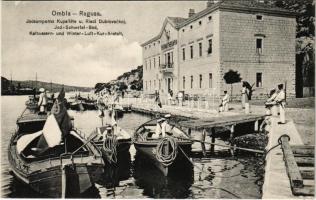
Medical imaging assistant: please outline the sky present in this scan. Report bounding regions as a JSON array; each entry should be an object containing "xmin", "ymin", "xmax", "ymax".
[{"xmin": 2, "ymin": 1, "xmax": 206, "ymax": 87}]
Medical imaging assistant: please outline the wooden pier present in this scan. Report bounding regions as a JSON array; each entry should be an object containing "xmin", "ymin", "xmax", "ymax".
[
  {"xmin": 280, "ymin": 136, "xmax": 314, "ymax": 196},
  {"xmin": 132, "ymin": 104, "xmax": 267, "ymax": 155}
]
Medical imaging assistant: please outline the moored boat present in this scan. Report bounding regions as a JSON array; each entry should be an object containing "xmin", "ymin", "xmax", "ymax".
[
  {"xmin": 70, "ymin": 101, "xmax": 84, "ymax": 111},
  {"xmin": 133, "ymin": 118, "xmax": 192, "ymax": 176},
  {"xmin": 82, "ymin": 101, "xmax": 97, "ymax": 110},
  {"xmin": 92, "ymin": 124, "xmax": 131, "ymax": 165},
  {"xmin": 8, "ymin": 89, "xmax": 104, "ymax": 198}
]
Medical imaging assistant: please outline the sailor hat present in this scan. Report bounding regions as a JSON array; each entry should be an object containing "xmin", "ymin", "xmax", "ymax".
[
  {"xmin": 164, "ymin": 114, "xmax": 171, "ymax": 118},
  {"xmin": 39, "ymin": 88, "xmax": 45, "ymax": 92}
]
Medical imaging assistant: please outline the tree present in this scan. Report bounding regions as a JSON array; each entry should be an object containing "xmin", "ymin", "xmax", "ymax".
[
  {"xmin": 269, "ymin": 0, "xmax": 315, "ymax": 96},
  {"xmin": 223, "ymin": 70, "xmax": 242, "ymax": 97},
  {"xmin": 117, "ymin": 82, "xmax": 128, "ymax": 91},
  {"xmin": 130, "ymin": 79, "xmax": 143, "ymax": 91}
]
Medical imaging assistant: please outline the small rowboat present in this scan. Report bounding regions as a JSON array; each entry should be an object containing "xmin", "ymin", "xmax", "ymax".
[
  {"xmin": 8, "ymin": 129, "xmax": 104, "ymax": 198},
  {"xmin": 92, "ymin": 125, "xmax": 131, "ymax": 164},
  {"xmin": 70, "ymin": 101, "xmax": 84, "ymax": 111},
  {"xmin": 133, "ymin": 119, "xmax": 192, "ymax": 176},
  {"xmin": 9, "ymin": 89, "xmax": 105, "ymax": 198},
  {"xmin": 82, "ymin": 101, "xmax": 97, "ymax": 110}
]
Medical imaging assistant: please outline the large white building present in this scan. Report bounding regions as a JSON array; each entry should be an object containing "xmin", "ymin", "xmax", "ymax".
[{"xmin": 141, "ymin": 0, "xmax": 297, "ymax": 99}]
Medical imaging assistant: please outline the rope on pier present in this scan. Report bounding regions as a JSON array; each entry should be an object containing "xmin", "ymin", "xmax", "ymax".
[
  {"xmin": 103, "ymin": 135, "xmax": 118, "ymax": 164},
  {"xmin": 156, "ymin": 137, "xmax": 178, "ymax": 166}
]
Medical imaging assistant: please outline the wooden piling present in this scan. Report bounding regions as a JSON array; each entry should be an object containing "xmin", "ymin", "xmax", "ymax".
[
  {"xmin": 280, "ymin": 136, "xmax": 304, "ymax": 189},
  {"xmin": 201, "ymin": 129, "xmax": 207, "ymax": 157},
  {"xmin": 230, "ymin": 125, "xmax": 235, "ymax": 156},
  {"xmin": 210, "ymin": 128, "xmax": 215, "ymax": 153}
]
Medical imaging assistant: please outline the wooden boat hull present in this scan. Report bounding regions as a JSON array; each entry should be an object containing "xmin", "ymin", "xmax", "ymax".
[
  {"xmin": 16, "ymin": 110, "xmax": 47, "ymax": 133},
  {"xmin": 17, "ymin": 120, "xmax": 46, "ymax": 133},
  {"xmin": 134, "ymin": 141, "xmax": 192, "ymax": 176},
  {"xmin": 94, "ymin": 139, "xmax": 131, "ymax": 163},
  {"xmin": 82, "ymin": 102, "xmax": 97, "ymax": 110},
  {"xmin": 10, "ymin": 161, "xmax": 104, "ymax": 198},
  {"xmin": 70, "ymin": 103, "xmax": 84, "ymax": 111},
  {"xmin": 8, "ymin": 130, "xmax": 104, "ymax": 198}
]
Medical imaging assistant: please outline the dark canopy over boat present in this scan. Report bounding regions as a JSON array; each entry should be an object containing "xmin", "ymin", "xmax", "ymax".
[
  {"xmin": 16, "ymin": 108, "xmax": 47, "ymax": 133},
  {"xmin": 8, "ymin": 89, "xmax": 104, "ymax": 198},
  {"xmin": 133, "ymin": 118, "xmax": 192, "ymax": 176}
]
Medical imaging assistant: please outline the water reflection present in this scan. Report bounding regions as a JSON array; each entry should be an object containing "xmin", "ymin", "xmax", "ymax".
[
  {"xmin": 133, "ymin": 152, "xmax": 194, "ymax": 198},
  {"xmin": 97, "ymin": 152, "xmax": 132, "ymax": 188}
]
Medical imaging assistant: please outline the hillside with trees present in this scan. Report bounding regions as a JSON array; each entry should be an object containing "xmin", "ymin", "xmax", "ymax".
[
  {"xmin": 95, "ymin": 65, "xmax": 143, "ymax": 93},
  {"xmin": 1, "ymin": 76, "xmax": 92, "ymax": 95}
]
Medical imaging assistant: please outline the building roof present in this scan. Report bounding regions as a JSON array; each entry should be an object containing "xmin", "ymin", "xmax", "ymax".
[
  {"xmin": 167, "ymin": 17, "xmax": 187, "ymax": 26},
  {"xmin": 141, "ymin": 0, "xmax": 298, "ymax": 47},
  {"xmin": 141, "ymin": 17, "xmax": 186, "ymax": 47}
]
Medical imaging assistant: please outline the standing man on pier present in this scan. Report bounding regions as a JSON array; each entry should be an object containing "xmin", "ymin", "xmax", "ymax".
[
  {"xmin": 38, "ymin": 88, "xmax": 48, "ymax": 115},
  {"xmin": 275, "ymin": 84, "xmax": 286, "ymax": 124},
  {"xmin": 219, "ymin": 91, "xmax": 229, "ymax": 112}
]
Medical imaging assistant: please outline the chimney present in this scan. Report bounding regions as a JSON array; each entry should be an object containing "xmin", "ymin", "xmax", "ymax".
[{"xmin": 188, "ymin": 9, "xmax": 195, "ymax": 18}]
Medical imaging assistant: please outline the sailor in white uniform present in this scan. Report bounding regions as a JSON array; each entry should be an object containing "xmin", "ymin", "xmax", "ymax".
[
  {"xmin": 219, "ymin": 91, "xmax": 230, "ymax": 112},
  {"xmin": 153, "ymin": 118, "xmax": 165, "ymax": 139},
  {"xmin": 275, "ymin": 84, "xmax": 286, "ymax": 124},
  {"xmin": 38, "ymin": 88, "xmax": 48, "ymax": 114}
]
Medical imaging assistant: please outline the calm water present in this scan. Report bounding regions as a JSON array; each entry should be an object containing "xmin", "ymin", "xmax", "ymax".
[{"xmin": 1, "ymin": 96, "xmax": 263, "ymax": 198}]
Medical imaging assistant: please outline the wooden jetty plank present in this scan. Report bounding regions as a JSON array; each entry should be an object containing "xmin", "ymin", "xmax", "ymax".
[
  {"xmin": 300, "ymin": 169, "xmax": 314, "ymax": 180},
  {"xmin": 291, "ymin": 146, "xmax": 314, "ymax": 157},
  {"xmin": 295, "ymin": 157, "xmax": 315, "ymax": 167},
  {"xmin": 291, "ymin": 145, "xmax": 315, "ymax": 150},
  {"xmin": 280, "ymin": 136, "xmax": 304, "ymax": 189},
  {"xmin": 293, "ymin": 186, "xmax": 315, "ymax": 196},
  {"xmin": 303, "ymin": 179, "xmax": 315, "ymax": 186}
]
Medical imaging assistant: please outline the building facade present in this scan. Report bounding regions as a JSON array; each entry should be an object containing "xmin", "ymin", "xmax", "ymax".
[{"xmin": 141, "ymin": 0, "xmax": 297, "ymax": 99}]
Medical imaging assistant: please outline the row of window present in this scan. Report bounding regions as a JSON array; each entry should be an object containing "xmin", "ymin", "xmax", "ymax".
[
  {"xmin": 144, "ymin": 51, "xmax": 175, "ymax": 71},
  {"xmin": 144, "ymin": 72, "xmax": 263, "ymax": 91},
  {"xmin": 144, "ymin": 40, "xmax": 161, "ymax": 50},
  {"xmin": 144, "ymin": 14, "xmax": 263, "ymax": 51},
  {"xmin": 182, "ymin": 72, "xmax": 263, "ymax": 90},
  {"xmin": 182, "ymin": 39, "xmax": 212, "ymax": 61},
  {"xmin": 182, "ymin": 15, "xmax": 213, "ymax": 33},
  {"xmin": 144, "ymin": 38, "xmax": 213, "ymax": 71},
  {"xmin": 144, "ymin": 79, "xmax": 160, "ymax": 90},
  {"xmin": 145, "ymin": 36, "xmax": 262, "ymax": 69},
  {"xmin": 183, "ymin": 73, "xmax": 213, "ymax": 90}
]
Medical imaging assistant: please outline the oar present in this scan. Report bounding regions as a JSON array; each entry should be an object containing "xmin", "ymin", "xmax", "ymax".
[{"xmin": 61, "ymin": 164, "xmax": 66, "ymax": 198}]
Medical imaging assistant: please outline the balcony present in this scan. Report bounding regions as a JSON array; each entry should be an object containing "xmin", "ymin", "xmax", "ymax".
[{"xmin": 159, "ymin": 63, "xmax": 174, "ymax": 73}]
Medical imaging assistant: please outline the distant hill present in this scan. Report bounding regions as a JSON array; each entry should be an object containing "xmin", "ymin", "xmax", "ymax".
[
  {"xmin": 1, "ymin": 76, "xmax": 92, "ymax": 94},
  {"xmin": 95, "ymin": 65, "xmax": 143, "ymax": 92}
]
